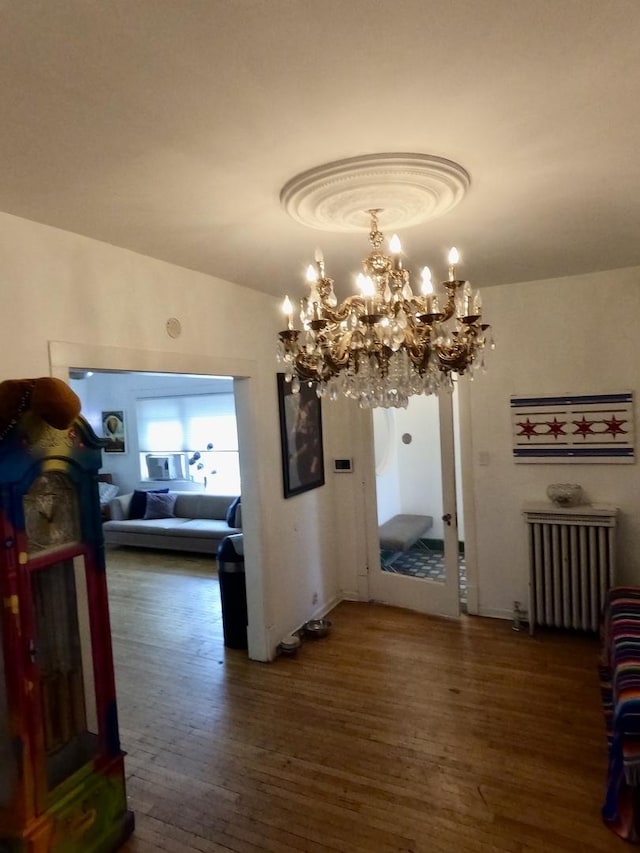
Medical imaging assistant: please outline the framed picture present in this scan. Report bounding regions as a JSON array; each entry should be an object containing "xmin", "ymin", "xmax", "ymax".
[
  {"xmin": 277, "ymin": 373, "xmax": 324, "ymax": 498},
  {"xmin": 102, "ymin": 410, "xmax": 126, "ymax": 453}
]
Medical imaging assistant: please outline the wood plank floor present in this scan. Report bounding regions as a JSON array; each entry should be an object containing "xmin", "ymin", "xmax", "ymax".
[{"xmin": 105, "ymin": 547, "xmax": 620, "ymax": 853}]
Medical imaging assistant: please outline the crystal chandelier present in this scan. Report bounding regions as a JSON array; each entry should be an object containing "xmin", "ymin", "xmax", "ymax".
[{"xmin": 277, "ymin": 209, "xmax": 493, "ymax": 409}]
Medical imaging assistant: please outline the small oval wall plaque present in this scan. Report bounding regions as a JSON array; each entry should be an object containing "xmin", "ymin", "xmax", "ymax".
[{"xmin": 166, "ymin": 317, "xmax": 182, "ymax": 338}]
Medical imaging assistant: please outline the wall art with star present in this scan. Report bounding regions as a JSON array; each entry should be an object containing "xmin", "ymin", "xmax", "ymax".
[{"xmin": 510, "ymin": 393, "xmax": 634, "ymax": 463}]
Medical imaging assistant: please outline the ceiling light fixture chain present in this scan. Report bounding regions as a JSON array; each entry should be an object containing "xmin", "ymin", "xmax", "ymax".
[{"xmin": 277, "ymin": 209, "xmax": 494, "ymax": 409}]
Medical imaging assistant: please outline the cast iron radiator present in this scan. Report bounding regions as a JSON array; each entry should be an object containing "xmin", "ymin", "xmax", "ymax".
[{"xmin": 523, "ymin": 503, "xmax": 618, "ymax": 634}]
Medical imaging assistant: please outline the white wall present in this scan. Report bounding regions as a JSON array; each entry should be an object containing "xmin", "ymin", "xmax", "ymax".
[
  {"xmin": 465, "ymin": 266, "xmax": 640, "ymax": 620},
  {"xmin": 372, "ymin": 408, "xmax": 401, "ymax": 524},
  {"xmin": 394, "ymin": 397, "xmax": 445, "ymax": 538},
  {"xmin": 328, "ymin": 397, "xmax": 373, "ymax": 602},
  {"xmin": 7, "ymin": 208, "xmax": 638, "ymax": 640},
  {"xmin": 0, "ymin": 211, "xmax": 369, "ymax": 661}
]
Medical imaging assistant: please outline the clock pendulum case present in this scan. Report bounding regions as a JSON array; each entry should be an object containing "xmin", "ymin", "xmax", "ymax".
[{"xmin": 0, "ymin": 414, "xmax": 134, "ymax": 851}]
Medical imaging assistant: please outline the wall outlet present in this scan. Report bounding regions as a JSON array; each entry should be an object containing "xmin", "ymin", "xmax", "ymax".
[{"xmin": 312, "ymin": 592, "xmax": 318, "ymax": 605}]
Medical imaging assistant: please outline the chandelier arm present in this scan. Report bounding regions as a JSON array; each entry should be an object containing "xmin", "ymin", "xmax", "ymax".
[
  {"xmin": 319, "ymin": 295, "xmax": 366, "ymax": 323},
  {"xmin": 440, "ymin": 279, "xmax": 468, "ymax": 322},
  {"xmin": 405, "ymin": 340, "xmax": 432, "ymax": 372},
  {"xmin": 324, "ymin": 350, "xmax": 349, "ymax": 373},
  {"xmin": 295, "ymin": 352, "xmax": 339, "ymax": 383},
  {"xmin": 436, "ymin": 341, "xmax": 474, "ymax": 373},
  {"xmin": 316, "ymin": 276, "xmax": 335, "ymax": 300}
]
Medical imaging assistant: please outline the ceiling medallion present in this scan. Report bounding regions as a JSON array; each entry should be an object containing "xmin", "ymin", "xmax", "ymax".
[{"xmin": 280, "ymin": 153, "xmax": 470, "ymax": 232}]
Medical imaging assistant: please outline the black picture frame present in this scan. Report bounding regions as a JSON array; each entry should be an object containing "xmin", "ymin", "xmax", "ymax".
[
  {"xmin": 102, "ymin": 410, "xmax": 126, "ymax": 453},
  {"xmin": 277, "ymin": 373, "xmax": 325, "ymax": 498}
]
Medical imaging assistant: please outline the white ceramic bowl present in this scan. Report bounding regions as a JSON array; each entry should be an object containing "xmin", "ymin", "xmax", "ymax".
[
  {"xmin": 546, "ymin": 483, "xmax": 584, "ymax": 507},
  {"xmin": 278, "ymin": 633, "xmax": 301, "ymax": 655}
]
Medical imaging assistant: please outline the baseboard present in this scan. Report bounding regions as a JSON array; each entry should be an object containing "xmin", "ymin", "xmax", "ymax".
[
  {"xmin": 338, "ymin": 590, "xmax": 360, "ymax": 602},
  {"xmin": 318, "ymin": 593, "xmax": 515, "ymax": 625},
  {"xmin": 476, "ymin": 607, "xmax": 515, "ymax": 622},
  {"xmin": 293, "ymin": 593, "xmax": 343, "ymax": 635}
]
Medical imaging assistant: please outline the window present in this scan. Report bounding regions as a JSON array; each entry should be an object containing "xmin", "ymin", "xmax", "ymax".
[{"xmin": 136, "ymin": 393, "xmax": 240, "ymax": 494}]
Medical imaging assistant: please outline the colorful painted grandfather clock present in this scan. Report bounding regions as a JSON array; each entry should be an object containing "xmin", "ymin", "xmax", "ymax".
[{"xmin": 0, "ymin": 413, "xmax": 133, "ymax": 851}]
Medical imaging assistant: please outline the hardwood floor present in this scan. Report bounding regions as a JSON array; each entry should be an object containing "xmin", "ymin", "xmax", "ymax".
[{"xmin": 105, "ymin": 548, "xmax": 620, "ymax": 853}]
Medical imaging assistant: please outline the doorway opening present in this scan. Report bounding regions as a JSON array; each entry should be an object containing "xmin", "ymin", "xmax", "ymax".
[{"xmin": 50, "ymin": 339, "xmax": 268, "ymax": 662}]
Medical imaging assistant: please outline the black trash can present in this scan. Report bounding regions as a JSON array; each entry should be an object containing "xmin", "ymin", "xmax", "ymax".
[{"xmin": 217, "ymin": 533, "xmax": 248, "ymax": 649}]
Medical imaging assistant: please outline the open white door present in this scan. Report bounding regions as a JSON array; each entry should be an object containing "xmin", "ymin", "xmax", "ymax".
[{"xmin": 368, "ymin": 392, "xmax": 460, "ymax": 619}]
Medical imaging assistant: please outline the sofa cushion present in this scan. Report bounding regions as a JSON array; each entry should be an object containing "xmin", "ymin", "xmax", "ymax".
[
  {"xmin": 178, "ymin": 519, "xmax": 236, "ymax": 538},
  {"xmin": 172, "ymin": 493, "xmax": 236, "ymax": 521},
  {"xmin": 129, "ymin": 488, "xmax": 169, "ymax": 519},
  {"xmin": 108, "ymin": 517, "xmax": 190, "ymax": 535},
  {"xmin": 225, "ymin": 495, "xmax": 241, "ymax": 527},
  {"xmin": 144, "ymin": 491, "xmax": 177, "ymax": 519},
  {"xmin": 104, "ymin": 517, "xmax": 232, "ymax": 539}
]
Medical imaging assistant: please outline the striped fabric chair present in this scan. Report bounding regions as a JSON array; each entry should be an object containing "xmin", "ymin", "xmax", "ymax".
[{"xmin": 600, "ymin": 586, "xmax": 640, "ymax": 840}]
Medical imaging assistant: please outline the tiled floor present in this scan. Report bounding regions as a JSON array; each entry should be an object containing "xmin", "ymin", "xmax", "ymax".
[{"xmin": 380, "ymin": 543, "xmax": 467, "ymax": 606}]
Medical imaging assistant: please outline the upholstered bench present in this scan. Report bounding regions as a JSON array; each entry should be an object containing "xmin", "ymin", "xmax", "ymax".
[{"xmin": 379, "ymin": 514, "xmax": 433, "ymax": 553}]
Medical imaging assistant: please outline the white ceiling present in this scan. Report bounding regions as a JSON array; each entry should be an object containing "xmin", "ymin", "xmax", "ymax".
[{"xmin": 1, "ymin": 0, "xmax": 639, "ymax": 298}]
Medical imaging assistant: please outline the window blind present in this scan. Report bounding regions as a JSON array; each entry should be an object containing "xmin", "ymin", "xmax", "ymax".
[{"xmin": 136, "ymin": 393, "xmax": 238, "ymax": 452}]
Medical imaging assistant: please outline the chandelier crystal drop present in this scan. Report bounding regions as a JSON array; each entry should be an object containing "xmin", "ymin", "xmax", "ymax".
[{"xmin": 276, "ymin": 209, "xmax": 493, "ymax": 409}]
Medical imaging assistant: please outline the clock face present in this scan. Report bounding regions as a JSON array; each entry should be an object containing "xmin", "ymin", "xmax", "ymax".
[{"xmin": 23, "ymin": 472, "xmax": 80, "ymax": 555}]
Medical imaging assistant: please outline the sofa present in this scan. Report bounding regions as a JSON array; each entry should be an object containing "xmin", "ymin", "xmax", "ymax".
[{"xmin": 102, "ymin": 490, "xmax": 241, "ymax": 555}]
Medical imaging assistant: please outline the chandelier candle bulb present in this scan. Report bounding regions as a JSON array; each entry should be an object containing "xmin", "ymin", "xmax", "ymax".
[
  {"xmin": 389, "ymin": 234, "xmax": 403, "ymax": 270},
  {"xmin": 282, "ymin": 295, "xmax": 294, "ymax": 330},
  {"xmin": 358, "ymin": 273, "xmax": 375, "ymax": 315},
  {"xmin": 420, "ymin": 266, "xmax": 433, "ymax": 293},
  {"xmin": 448, "ymin": 246, "xmax": 460, "ymax": 282},
  {"xmin": 421, "ymin": 266, "xmax": 434, "ymax": 313},
  {"xmin": 463, "ymin": 281, "xmax": 472, "ymax": 316}
]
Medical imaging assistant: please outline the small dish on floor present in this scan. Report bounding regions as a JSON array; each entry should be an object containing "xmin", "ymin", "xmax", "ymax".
[
  {"xmin": 278, "ymin": 633, "xmax": 301, "ymax": 656},
  {"xmin": 303, "ymin": 619, "xmax": 332, "ymax": 639}
]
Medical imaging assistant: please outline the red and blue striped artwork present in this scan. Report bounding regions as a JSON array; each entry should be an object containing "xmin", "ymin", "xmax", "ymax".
[{"xmin": 510, "ymin": 392, "xmax": 634, "ymax": 463}]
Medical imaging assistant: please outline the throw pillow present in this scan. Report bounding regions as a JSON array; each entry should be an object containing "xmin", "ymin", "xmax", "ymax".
[
  {"xmin": 98, "ymin": 481, "xmax": 119, "ymax": 507},
  {"xmin": 143, "ymin": 491, "xmax": 177, "ymax": 520},
  {"xmin": 128, "ymin": 488, "xmax": 169, "ymax": 519},
  {"xmin": 225, "ymin": 495, "xmax": 241, "ymax": 527}
]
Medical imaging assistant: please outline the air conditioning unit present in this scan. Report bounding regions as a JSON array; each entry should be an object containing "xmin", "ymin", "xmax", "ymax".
[{"xmin": 145, "ymin": 453, "xmax": 184, "ymax": 481}]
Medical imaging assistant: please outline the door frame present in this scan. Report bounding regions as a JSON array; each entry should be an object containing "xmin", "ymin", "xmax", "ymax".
[
  {"xmin": 48, "ymin": 339, "xmax": 271, "ymax": 661},
  {"xmin": 364, "ymin": 382, "xmax": 478, "ymax": 618}
]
